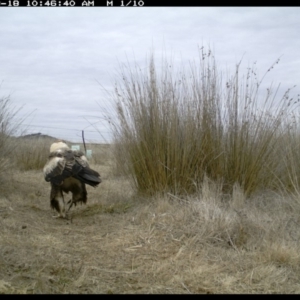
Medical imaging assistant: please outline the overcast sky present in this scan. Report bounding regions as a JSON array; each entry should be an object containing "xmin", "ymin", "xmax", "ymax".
[{"xmin": 0, "ymin": 7, "xmax": 299, "ymax": 143}]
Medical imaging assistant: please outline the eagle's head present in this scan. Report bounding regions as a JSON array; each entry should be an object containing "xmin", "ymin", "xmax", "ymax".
[{"xmin": 50, "ymin": 140, "xmax": 70, "ymax": 153}]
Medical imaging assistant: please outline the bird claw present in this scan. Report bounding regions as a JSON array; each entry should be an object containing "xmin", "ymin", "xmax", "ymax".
[
  {"xmin": 52, "ymin": 212, "xmax": 67, "ymax": 219},
  {"xmin": 52, "ymin": 214, "xmax": 64, "ymax": 219}
]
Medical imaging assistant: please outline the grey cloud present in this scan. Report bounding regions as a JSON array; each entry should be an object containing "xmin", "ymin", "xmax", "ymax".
[{"xmin": 0, "ymin": 7, "xmax": 299, "ymax": 143}]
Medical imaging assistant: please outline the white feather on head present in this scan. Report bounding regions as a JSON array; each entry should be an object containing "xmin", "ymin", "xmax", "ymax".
[{"xmin": 50, "ymin": 140, "xmax": 70, "ymax": 152}]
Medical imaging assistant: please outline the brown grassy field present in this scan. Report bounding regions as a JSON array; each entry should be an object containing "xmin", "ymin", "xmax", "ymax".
[
  {"xmin": 1, "ymin": 143, "xmax": 300, "ymax": 294},
  {"xmin": 2, "ymin": 49, "xmax": 300, "ymax": 293}
]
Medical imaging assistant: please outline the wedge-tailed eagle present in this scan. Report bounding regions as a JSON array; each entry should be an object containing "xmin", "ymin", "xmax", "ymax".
[{"xmin": 43, "ymin": 140, "xmax": 101, "ymax": 218}]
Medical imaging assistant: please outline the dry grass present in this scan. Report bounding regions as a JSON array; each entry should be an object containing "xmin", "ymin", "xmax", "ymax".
[
  {"xmin": 0, "ymin": 95, "xmax": 25, "ymax": 181},
  {"xmin": 111, "ymin": 48, "xmax": 299, "ymax": 197},
  {"xmin": 10, "ymin": 139, "xmax": 113, "ymax": 172},
  {"xmin": 2, "ymin": 48, "xmax": 300, "ymax": 293},
  {"xmin": 12, "ymin": 137, "xmax": 53, "ymax": 171},
  {"xmin": 1, "ymin": 144, "xmax": 300, "ymax": 294}
]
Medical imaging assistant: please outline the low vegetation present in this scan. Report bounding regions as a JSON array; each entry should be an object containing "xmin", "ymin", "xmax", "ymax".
[
  {"xmin": 0, "ymin": 95, "xmax": 24, "ymax": 183},
  {"xmin": 1, "ymin": 145, "xmax": 300, "ymax": 293}
]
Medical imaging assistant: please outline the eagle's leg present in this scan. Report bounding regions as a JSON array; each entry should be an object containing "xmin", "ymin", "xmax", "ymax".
[
  {"xmin": 50, "ymin": 184, "xmax": 66, "ymax": 218},
  {"xmin": 66, "ymin": 199, "xmax": 74, "ymax": 212}
]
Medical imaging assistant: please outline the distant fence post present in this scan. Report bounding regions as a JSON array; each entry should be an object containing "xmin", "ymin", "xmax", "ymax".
[{"xmin": 82, "ymin": 130, "xmax": 87, "ymax": 155}]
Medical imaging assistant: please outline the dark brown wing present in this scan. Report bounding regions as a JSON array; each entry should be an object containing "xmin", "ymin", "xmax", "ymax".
[
  {"xmin": 43, "ymin": 149, "xmax": 81, "ymax": 186},
  {"xmin": 43, "ymin": 149, "xmax": 101, "ymax": 187}
]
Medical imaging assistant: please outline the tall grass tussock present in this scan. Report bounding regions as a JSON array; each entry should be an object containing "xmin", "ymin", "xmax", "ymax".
[
  {"xmin": 111, "ymin": 47, "xmax": 300, "ymax": 197},
  {"xmin": 0, "ymin": 95, "xmax": 25, "ymax": 183}
]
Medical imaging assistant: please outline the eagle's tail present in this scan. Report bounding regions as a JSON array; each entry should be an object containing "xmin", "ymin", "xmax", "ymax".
[{"xmin": 76, "ymin": 168, "xmax": 101, "ymax": 187}]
